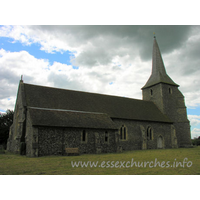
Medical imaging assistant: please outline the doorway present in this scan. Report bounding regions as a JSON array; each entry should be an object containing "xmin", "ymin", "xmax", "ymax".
[{"xmin": 157, "ymin": 136, "xmax": 163, "ymax": 149}]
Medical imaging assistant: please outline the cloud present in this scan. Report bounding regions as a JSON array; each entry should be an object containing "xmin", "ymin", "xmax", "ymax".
[
  {"xmin": 0, "ymin": 45, "xmax": 152, "ymax": 111},
  {"xmin": 188, "ymin": 115, "xmax": 200, "ymax": 138},
  {"xmin": 191, "ymin": 128, "xmax": 200, "ymax": 138},
  {"xmin": 1, "ymin": 25, "xmax": 200, "ymax": 112},
  {"xmin": 0, "ymin": 25, "xmax": 194, "ymax": 62},
  {"xmin": 188, "ymin": 115, "xmax": 200, "ymax": 127},
  {"xmin": 0, "ymin": 49, "xmax": 51, "ymax": 111}
]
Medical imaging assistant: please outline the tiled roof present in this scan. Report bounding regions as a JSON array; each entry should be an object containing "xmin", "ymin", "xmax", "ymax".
[
  {"xmin": 28, "ymin": 107, "xmax": 118, "ymax": 129},
  {"xmin": 142, "ymin": 37, "xmax": 179, "ymax": 89},
  {"xmin": 23, "ymin": 83, "xmax": 172, "ymax": 123}
]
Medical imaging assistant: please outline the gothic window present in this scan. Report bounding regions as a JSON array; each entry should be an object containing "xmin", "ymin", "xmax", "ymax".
[
  {"xmin": 147, "ymin": 127, "xmax": 153, "ymax": 140},
  {"xmin": 105, "ymin": 131, "xmax": 108, "ymax": 142},
  {"xmin": 120, "ymin": 127, "xmax": 123, "ymax": 139},
  {"xmin": 169, "ymin": 87, "xmax": 172, "ymax": 94},
  {"xmin": 120, "ymin": 125, "xmax": 127, "ymax": 140},
  {"xmin": 82, "ymin": 130, "xmax": 87, "ymax": 142},
  {"xmin": 150, "ymin": 89, "xmax": 153, "ymax": 96},
  {"xmin": 124, "ymin": 127, "xmax": 126, "ymax": 140}
]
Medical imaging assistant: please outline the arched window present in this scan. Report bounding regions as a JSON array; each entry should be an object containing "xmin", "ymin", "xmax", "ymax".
[
  {"xmin": 124, "ymin": 127, "xmax": 126, "ymax": 140},
  {"xmin": 82, "ymin": 130, "xmax": 86, "ymax": 142},
  {"xmin": 150, "ymin": 89, "xmax": 153, "ymax": 96},
  {"xmin": 105, "ymin": 131, "xmax": 108, "ymax": 142},
  {"xmin": 120, "ymin": 127, "xmax": 123, "ymax": 139},
  {"xmin": 147, "ymin": 127, "xmax": 153, "ymax": 140},
  {"xmin": 120, "ymin": 125, "xmax": 127, "ymax": 140},
  {"xmin": 169, "ymin": 87, "xmax": 172, "ymax": 94}
]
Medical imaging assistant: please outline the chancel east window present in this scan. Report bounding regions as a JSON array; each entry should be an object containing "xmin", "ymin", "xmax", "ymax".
[
  {"xmin": 147, "ymin": 127, "xmax": 153, "ymax": 140},
  {"xmin": 120, "ymin": 125, "xmax": 127, "ymax": 140}
]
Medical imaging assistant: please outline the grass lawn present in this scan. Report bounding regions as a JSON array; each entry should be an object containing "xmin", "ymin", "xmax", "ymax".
[{"xmin": 0, "ymin": 146, "xmax": 200, "ymax": 175}]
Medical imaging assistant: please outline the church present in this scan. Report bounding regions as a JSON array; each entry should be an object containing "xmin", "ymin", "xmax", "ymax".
[{"xmin": 7, "ymin": 36, "xmax": 192, "ymax": 157}]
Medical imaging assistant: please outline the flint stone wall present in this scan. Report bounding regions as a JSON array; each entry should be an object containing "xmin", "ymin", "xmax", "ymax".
[
  {"xmin": 29, "ymin": 127, "xmax": 117, "ymax": 157},
  {"xmin": 112, "ymin": 118, "xmax": 173, "ymax": 151}
]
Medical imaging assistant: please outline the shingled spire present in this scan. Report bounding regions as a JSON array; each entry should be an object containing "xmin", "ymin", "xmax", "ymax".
[{"xmin": 142, "ymin": 36, "xmax": 179, "ymax": 89}]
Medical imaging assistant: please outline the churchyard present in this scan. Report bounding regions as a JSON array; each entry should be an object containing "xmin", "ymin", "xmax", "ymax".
[{"xmin": 0, "ymin": 146, "xmax": 199, "ymax": 175}]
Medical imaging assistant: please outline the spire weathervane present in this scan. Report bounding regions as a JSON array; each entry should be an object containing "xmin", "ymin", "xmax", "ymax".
[{"xmin": 153, "ymin": 32, "xmax": 156, "ymax": 38}]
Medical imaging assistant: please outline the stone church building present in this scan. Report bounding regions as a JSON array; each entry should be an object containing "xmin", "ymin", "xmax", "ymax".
[{"xmin": 7, "ymin": 37, "xmax": 192, "ymax": 157}]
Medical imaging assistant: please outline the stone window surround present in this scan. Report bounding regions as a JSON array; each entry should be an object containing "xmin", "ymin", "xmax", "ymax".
[
  {"xmin": 81, "ymin": 130, "xmax": 87, "ymax": 143},
  {"xmin": 147, "ymin": 126, "xmax": 153, "ymax": 140},
  {"xmin": 119, "ymin": 125, "xmax": 127, "ymax": 141},
  {"xmin": 169, "ymin": 87, "xmax": 172, "ymax": 94},
  {"xmin": 104, "ymin": 131, "xmax": 109, "ymax": 143},
  {"xmin": 150, "ymin": 89, "xmax": 153, "ymax": 96}
]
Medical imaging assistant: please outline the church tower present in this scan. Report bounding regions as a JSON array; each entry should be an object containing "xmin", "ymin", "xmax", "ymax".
[{"xmin": 142, "ymin": 36, "xmax": 191, "ymax": 147}]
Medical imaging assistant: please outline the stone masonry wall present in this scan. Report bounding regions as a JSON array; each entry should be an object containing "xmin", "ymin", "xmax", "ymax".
[
  {"xmin": 112, "ymin": 118, "xmax": 173, "ymax": 151},
  {"xmin": 7, "ymin": 81, "xmax": 26, "ymax": 153},
  {"xmin": 142, "ymin": 83, "xmax": 191, "ymax": 147},
  {"xmin": 35, "ymin": 127, "xmax": 117, "ymax": 157},
  {"xmin": 25, "ymin": 110, "xmax": 34, "ymax": 157}
]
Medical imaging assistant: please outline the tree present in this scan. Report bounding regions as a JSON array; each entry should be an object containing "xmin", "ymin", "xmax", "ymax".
[
  {"xmin": 191, "ymin": 136, "xmax": 200, "ymax": 146},
  {"xmin": 0, "ymin": 110, "xmax": 14, "ymax": 149}
]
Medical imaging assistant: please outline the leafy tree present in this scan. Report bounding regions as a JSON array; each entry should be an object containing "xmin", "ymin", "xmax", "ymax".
[
  {"xmin": 0, "ymin": 110, "xmax": 14, "ymax": 149},
  {"xmin": 191, "ymin": 136, "xmax": 200, "ymax": 146}
]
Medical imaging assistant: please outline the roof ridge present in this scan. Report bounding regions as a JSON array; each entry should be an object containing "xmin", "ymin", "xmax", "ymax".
[
  {"xmin": 23, "ymin": 82, "xmax": 144, "ymax": 101},
  {"xmin": 28, "ymin": 106, "xmax": 107, "ymax": 115}
]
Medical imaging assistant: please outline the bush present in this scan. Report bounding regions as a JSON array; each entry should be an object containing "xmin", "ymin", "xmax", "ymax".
[{"xmin": 0, "ymin": 145, "xmax": 5, "ymax": 154}]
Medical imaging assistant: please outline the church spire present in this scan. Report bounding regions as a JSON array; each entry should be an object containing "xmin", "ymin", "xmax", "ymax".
[{"xmin": 142, "ymin": 36, "xmax": 179, "ymax": 89}]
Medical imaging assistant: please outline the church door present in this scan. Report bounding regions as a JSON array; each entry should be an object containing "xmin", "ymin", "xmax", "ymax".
[{"xmin": 157, "ymin": 136, "xmax": 163, "ymax": 149}]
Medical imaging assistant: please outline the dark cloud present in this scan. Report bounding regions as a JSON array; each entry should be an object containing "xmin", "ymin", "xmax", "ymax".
[
  {"xmin": 0, "ymin": 66, "xmax": 35, "ymax": 100},
  {"xmin": 47, "ymin": 72, "xmax": 87, "ymax": 92},
  {"xmin": 31, "ymin": 25, "xmax": 193, "ymax": 61},
  {"xmin": 1, "ymin": 25, "xmax": 200, "ymax": 111},
  {"xmin": 73, "ymin": 46, "xmax": 114, "ymax": 67}
]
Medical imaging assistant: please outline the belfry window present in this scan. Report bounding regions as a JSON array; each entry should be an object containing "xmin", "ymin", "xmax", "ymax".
[
  {"xmin": 120, "ymin": 125, "xmax": 127, "ymax": 140},
  {"xmin": 147, "ymin": 127, "xmax": 153, "ymax": 140}
]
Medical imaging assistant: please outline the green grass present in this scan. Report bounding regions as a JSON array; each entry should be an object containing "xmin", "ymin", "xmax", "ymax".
[{"xmin": 0, "ymin": 147, "xmax": 200, "ymax": 175}]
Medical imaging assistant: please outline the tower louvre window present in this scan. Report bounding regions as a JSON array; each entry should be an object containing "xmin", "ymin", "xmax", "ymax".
[{"xmin": 169, "ymin": 88, "xmax": 172, "ymax": 94}]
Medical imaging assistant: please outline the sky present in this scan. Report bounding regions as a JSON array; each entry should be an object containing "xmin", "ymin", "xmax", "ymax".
[{"xmin": 0, "ymin": 25, "xmax": 200, "ymax": 139}]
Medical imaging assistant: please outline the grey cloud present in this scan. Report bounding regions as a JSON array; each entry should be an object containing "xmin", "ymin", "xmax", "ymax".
[
  {"xmin": 0, "ymin": 65, "xmax": 34, "ymax": 84},
  {"xmin": 73, "ymin": 47, "xmax": 114, "ymax": 67},
  {"xmin": 1, "ymin": 25, "xmax": 200, "ymax": 111},
  {"xmin": 0, "ymin": 67, "xmax": 34, "ymax": 99},
  {"xmin": 20, "ymin": 25, "xmax": 195, "ymax": 69},
  {"xmin": 47, "ymin": 72, "xmax": 87, "ymax": 92},
  {"xmin": 31, "ymin": 25, "xmax": 193, "ymax": 58}
]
